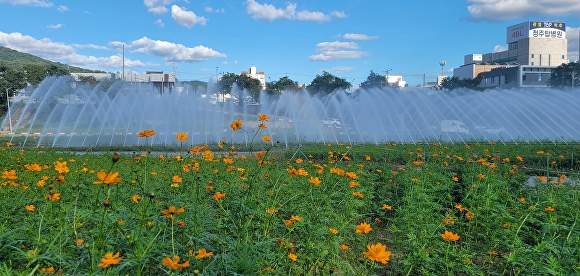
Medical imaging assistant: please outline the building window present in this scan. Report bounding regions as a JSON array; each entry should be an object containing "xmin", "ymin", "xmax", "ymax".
[
  {"xmin": 562, "ymin": 55, "xmax": 565, "ymax": 59},
  {"xmin": 531, "ymin": 62, "xmax": 535, "ymax": 65},
  {"xmin": 531, "ymin": 54, "xmax": 535, "ymax": 58}
]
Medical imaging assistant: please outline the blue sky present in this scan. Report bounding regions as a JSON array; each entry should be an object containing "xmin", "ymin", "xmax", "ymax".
[{"xmin": 0, "ymin": 0, "xmax": 579, "ymax": 87}]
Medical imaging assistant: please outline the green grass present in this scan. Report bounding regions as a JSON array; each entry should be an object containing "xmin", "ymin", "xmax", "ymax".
[{"xmin": 1, "ymin": 136, "xmax": 580, "ymax": 275}]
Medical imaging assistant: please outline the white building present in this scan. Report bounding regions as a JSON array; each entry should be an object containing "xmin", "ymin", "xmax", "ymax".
[
  {"xmin": 453, "ymin": 21, "xmax": 568, "ymax": 88},
  {"xmin": 386, "ymin": 75, "xmax": 406, "ymax": 87},
  {"xmin": 241, "ymin": 66, "xmax": 266, "ymax": 90}
]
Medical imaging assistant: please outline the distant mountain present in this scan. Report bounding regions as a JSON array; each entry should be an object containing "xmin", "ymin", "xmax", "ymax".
[{"xmin": 0, "ymin": 46, "xmax": 105, "ymax": 73}]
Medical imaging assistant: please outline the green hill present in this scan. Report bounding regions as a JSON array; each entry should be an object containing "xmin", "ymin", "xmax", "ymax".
[{"xmin": 0, "ymin": 46, "xmax": 104, "ymax": 73}]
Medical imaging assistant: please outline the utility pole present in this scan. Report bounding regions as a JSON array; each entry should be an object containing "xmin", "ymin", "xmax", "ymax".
[
  {"xmin": 384, "ymin": 69, "xmax": 392, "ymax": 85},
  {"xmin": 5, "ymin": 88, "xmax": 12, "ymax": 133}
]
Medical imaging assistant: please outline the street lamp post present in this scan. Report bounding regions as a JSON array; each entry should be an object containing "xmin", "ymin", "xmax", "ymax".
[{"xmin": 5, "ymin": 88, "xmax": 12, "ymax": 133}]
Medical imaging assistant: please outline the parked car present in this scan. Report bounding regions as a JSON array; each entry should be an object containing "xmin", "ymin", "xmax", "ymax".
[{"xmin": 320, "ymin": 118, "xmax": 341, "ymax": 127}]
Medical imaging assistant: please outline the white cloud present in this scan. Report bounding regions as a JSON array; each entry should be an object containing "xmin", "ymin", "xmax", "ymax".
[
  {"xmin": 109, "ymin": 41, "xmax": 128, "ymax": 49},
  {"xmin": 171, "ymin": 5, "xmax": 206, "ymax": 28},
  {"xmin": 493, "ymin": 44, "xmax": 508, "ymax": 53},
  {"xmin": 245, "ymin": 0, "xmax": 295, "ymax": 21},
  {"xmin": 309, "ymin": 41, "xmax": 370, "ymax": 61},
  {"xmin": 309, "ymin": 51, "xmax": 370, "ymax": 61},
  {"xmin": 245, "ymin": 0, "xmax": 338, "ymax": 22},
  {"xmin": 296, "ymin": 10, "xmax": 330, "ymax": 22},
  {"xmin": 330, "ymin": 11, "xmax": 346, "ymax": 18},
  {"xmin": 343, "ymin": 33, "xmax": 378, "ymax": 41},
  {"xmin": 47, "ymin": 23, "xmax": 63, "ymax": 29},
  {"xmin": 154, "ymin": 19, "xmax": 164, "ymax": 27},
  {"xmin": 205, "ymin": 6, "xmax": 224, "ymax": 13},
  {"xmin": 0, "ymin": 0, "xmax": 52, "ymax": 7},
  {"xmin": 329, "ymin": 66, "xmax": 355, "ymax": 73},
  {"xmin": 0, "ymin": 31, "xmax": 150, "ymax": 68},
  {"xmin": 143, "ymin": 0, "xmax": 174, "ymax": 14},
  {"xmin": 56, "ymin": 5, "xmax": 68, "ymax": 12},
  {"xmin": 315, "ymin": 41, "xmax": 359, "ymax": 51},
  {"xmin": 567, "ymin": 26, "xmax": 580, "ymax": 62},
  {"xmin": 467, "ymin": 0, "xmax": 580, "ymax": 21},
  {"xmin": 130, "ymin": 36, "xmax": 226, "ymax": 62},
  {"xmin": 71, "ymin": 43, "xmax": 108, "ymax": 50}
]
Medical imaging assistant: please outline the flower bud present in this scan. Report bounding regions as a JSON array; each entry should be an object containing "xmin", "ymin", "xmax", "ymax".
[{"xmin": 112, "ymin": 153, "xmax": 120, "ymax": 163}]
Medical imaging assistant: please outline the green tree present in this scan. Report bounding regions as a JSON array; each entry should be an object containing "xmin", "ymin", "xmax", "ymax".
[
  {"xmin": 266, "ymin": 76, "xmax": 300, "ymax": 95},
  {"xmin": 307, "ymin": 71, "xmax": 352, "ymax": 95},
  {"xmin": 0, "ymin": 62, "xmax": 27, "ymax": 112},
  {"xmin": 439, "ymin": 76, "xmax": 482, "ymax": 91},
  {"xmin": 216, "ymin": 73, "xmax": 262, "ymax": 102},
  {"xmin": 548, "ymin": 62, "xmax": 580, "ymax": 88},
  {"xmin": 359, "ymin": 70, "xmax": 388, "ymax": 89}
]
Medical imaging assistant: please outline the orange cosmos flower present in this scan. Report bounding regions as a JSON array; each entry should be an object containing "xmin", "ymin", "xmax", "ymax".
[
  {"xmin": 137, "ymin": 129, "xmax": 156, "ymax": 138},
  {"xmin": 230, "ymin": 119, "xmax": 243, "ymax": 131},
  {"xmin": 288, "ymin": 253, "xmax": 297, "ymax": 261},
  {"xmin": 258, "ymin": 114, "xmax": 269, "ymax": 121},
  {"xmin": 381, "ymin": 204, "xmax": 392, "ymax": 210},
  {"xmin": 213, "ymin": 191, "xmax": 226, "ymax": 201},
  {"xmin": 202, "ymin": 150, "xmax": 214, "ymax": 161},
  {"xmin": 290, "ymin": 215, "xmax": 302, "ymax": 222},
  {"xmin": 262, "ymin": 135, "xmax": 272, "ymax": 142},
  {"xmin": 328, "ymin": 228, "xmax": 338, "ymax": 235},
  {"xmin": 53, "ymin": 161, "xmax": 69, "ymax": 174},
  {"xmin": 352, "ymin": 191, "xmax": 364, "ymax": 198},
  {"xmin": 345, "ymin": 171, "xmax": 357, "ymax": 180},
  {"xmin": 172, "ymin": 175, "xmax": 182, "ymax": 183},
  {"xmin": 98, "ymin": 252, "xmax": 122, "ymax": 268},
  {"xmin": 258, "ymin": 123, "xmax": 267, "ymax": 129},
  {"xmin": 266, "ymin": 208, "xmax": 278, "ymax": 214},
  {"xmin": 175, "ymin": 132, "xmax": 188, "ymax": 142},
  {"xmin": 162, "ymin": 255, "xmax": 190, "ymax": 271},
  {"xmin": 363, "ymin": 243, "xmax": 392, "ymax": 264},
  {"xmin": 356, "ymin": 222, "xmax": 372, "ymax": 234},
  {"xmin": 1, "ymin": 169, "xmax": 17, "ymax": 179},
  {"xmin": 195, "ymin": 249, "xmax": 213, "ymax": 259},
  {"xmin": 45, "ymin": 193, "xmax": 61, "ymax": 201},
  {"xmin": 25, "ymin": 205, "xmax": 35, "ymax": 212},
  {"xmin": 25, "ymin": 163, "xmax": 42, "ymax": 172},
  {"xmin": 340, "ymin": 244, "xmax": 349, "ymax": 251},
  {"xmin": 93, "ymin": 171, "xmax": 121, "ymax": 185},
  {"xmin": 544, "ymin": 206, "xmax": 555, "ymax": 212},
  {"xmin": 441, "ymin": 230, "xmax": 460, "ymax": 241},
  {"xmin": 308, "ymin": 176, "xmax": 321, "ymax": 186},
  {"xmin": 132, "ymin": 194, "xmax": 140, "ymax": 204},
  {"xmin": 39, "ymin": 267, "xmax": 55, "ymax": 274},
  {"xmin": 160, "ymin": 206, "xmax": 185, "ymax": 215}
]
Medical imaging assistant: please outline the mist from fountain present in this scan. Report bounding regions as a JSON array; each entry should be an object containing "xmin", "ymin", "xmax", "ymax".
[{"xmin": 2, "ymin": 76, "xmax": 580, "ymax": 147}]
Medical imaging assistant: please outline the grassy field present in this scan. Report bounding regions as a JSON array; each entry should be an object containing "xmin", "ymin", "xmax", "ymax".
[{"xmin": 1, "ymin": 120, "xmax": 580, "ymax": 275}]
